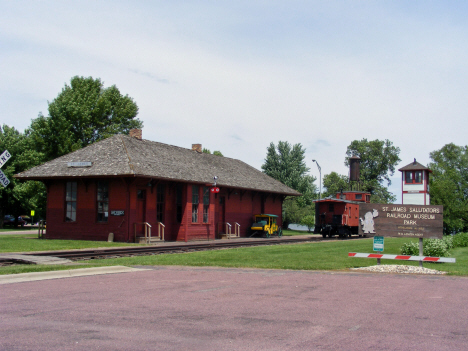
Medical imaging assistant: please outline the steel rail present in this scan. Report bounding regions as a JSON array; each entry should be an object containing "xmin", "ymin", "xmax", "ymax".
[{"xmin": 26, "ymin": 236, "xmax": 359, "ymax": 261}]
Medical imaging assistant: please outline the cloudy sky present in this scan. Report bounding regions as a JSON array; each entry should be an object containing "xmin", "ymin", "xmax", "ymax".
[{"xmin": 2, "ymin": 1, "xmax": 468, "ymax": 203}]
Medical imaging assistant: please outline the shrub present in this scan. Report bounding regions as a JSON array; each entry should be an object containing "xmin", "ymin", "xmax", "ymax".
[
  {"xmin": 443, "ymin": 235, "xmax": 454, "ymax": 249},
  {"xmin": 453, "ymin": 232, "xmax": 468, "ymax": 248},
  {"xmin": 400, "ymin": 232, "xmax": 468, "ymax": 257},
  {"xmin": 400, "ymin": 242, "xmax": 419, "ymax": 256},
  {"xmin": 400, "ymin": 238, "xmax": 450, "ymax": 257},
  {"xmin": 423, "ymin": 239, "xmax": 450, "ymax": 257},
  {"xmin": 300, "ymin": 215, "xmax": 315, "ymax": 232}
]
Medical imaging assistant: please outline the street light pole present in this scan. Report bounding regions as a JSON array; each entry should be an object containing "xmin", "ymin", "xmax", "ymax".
[{"xmin": 312, "ymin": 159, "xmax": 321, "ymax": 199}]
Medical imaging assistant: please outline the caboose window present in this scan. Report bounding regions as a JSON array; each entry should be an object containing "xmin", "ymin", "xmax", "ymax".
[
  {"xmin": 329, "ymin": 203, "xmax": 334, "ymax": 212},
  {"xmin": 355, "ymin": 194, "xmax": 362, "ymax": 200}
]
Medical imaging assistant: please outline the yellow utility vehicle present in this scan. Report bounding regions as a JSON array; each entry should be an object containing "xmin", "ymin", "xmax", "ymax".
[{"xmin": 250, "ymin": 214, "xmax": 282, "ymax": 238}]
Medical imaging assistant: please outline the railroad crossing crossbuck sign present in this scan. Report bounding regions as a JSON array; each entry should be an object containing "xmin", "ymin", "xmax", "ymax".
[{"xmin": 0, "ymin": 150, "xmax": 11, "ymax": 188}]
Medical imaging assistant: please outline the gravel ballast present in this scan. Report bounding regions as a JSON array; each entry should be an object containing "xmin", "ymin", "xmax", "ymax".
[{"xmin": 350, "ymin": 264, "xmax": 446, "ymax": 275}]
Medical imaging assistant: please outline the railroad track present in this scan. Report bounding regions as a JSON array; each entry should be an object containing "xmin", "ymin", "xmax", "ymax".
[{"xmin": 26, "ymin": 236, "xmax": 360, "ymax": 261}]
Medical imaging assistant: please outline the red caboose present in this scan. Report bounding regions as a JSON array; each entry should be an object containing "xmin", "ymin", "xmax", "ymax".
[{"xmin": 314, "ymin": 191, "xmax": 371, "ymax": 238}]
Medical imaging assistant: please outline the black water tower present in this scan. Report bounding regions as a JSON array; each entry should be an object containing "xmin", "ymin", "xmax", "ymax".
[{"xmin": 349, "ymin": 156, "xmax": 360, "ymax": 182}]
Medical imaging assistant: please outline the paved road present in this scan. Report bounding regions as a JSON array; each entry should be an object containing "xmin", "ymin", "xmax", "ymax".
[
  {"xmin": 1, "ymin": 266, "xmax": 467, "ymax": 350},
  {"xmin": 0, "ymin": 226, "xmax": 40, "ymax": 235}
]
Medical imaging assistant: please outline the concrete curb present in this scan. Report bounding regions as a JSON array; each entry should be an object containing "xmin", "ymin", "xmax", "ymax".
[
  {"xmin": 0, "ymin": 253, "xmax": 72, "ymax": 265},
  {"xmin": 0, "ymin": 266, "xmax": 149, "ymax": 285}
]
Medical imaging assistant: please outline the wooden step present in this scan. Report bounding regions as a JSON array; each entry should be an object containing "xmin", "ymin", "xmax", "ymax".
[
  {"xmin": 136, "ymin": 237, "xmax": 164, "ymax": 244},
  {"xmin": 219, "ymin": 234, "xmax": 239, "ymax": 239}
]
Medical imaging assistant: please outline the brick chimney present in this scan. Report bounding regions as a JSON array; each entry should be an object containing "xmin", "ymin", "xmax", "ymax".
[
  {"xmin": 192, "ymin": 144, "xmax": 202, "ymax": 153},
  {"xmin": 129, "ymin": 129, "xmax": 142, "ymax": 140}
]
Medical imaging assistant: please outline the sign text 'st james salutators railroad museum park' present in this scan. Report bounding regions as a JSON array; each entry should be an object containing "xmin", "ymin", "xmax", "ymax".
[{"xmin": 359, "ymin": 203, "xmax": 443, "ymax": 239}]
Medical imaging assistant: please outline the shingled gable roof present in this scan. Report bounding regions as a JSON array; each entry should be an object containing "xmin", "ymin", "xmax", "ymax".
[
  {"xmin": 398, "ymin": 159, "xmax": 432, "ymax": 172},
  {"xmin": 15, "ymin": 134, "xmax": 300, "ymax": 196}
]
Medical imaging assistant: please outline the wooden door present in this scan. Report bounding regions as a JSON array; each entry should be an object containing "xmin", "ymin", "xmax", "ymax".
[{"xmin": 217, "ymin": 196, "xmax": 225, "ymax": 234}]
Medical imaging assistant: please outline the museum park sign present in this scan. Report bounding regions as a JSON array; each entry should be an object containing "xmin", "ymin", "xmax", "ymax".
[{"xmin": 358, "ymin": 203, "xmax": 443, "ymax": 239}]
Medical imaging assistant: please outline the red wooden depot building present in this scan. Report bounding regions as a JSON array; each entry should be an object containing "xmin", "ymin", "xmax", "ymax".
[{"xmin": 16, "ymin": 129, "xmax": 299, "ymax": 242}]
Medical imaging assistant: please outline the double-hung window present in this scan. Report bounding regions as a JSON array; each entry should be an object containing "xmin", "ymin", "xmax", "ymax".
[
  {"xmin": 414, "ymin": 171, "xmax": 422, "ymax": 183},
  {"xmin": 203, "ymin": 186, "xmax": 210, "ymax": 223},
  {"xmin": 405, "ymin": 171, "xmax": 423, "ymax": 184},
  {"xmin": 65, "ymin": 181, "xmax": 77, "ymax": 222},
  {"xmin": 192, "ymin": 185, "xmax": 199, "ymax": 223},
  {"xmin": 97, "ymin": 181, "xmax": 109, "ymax": 222},
  {"xmin": 405, "ymin": 171, "xmax": 413, "ymax": 184}
]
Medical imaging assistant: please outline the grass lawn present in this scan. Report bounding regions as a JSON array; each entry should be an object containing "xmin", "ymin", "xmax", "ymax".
[
  {"xmin": 1, "ymin": 235, "xmax": 466, "ymax": 276},
  {"xmin": 0, "ymin": 234, "xmax": 142, "ymax": 253},
  {"xmin": 0, "ymin": 230, "xmax": 310, "ymax": 253},
  {"xmin": 282, "ymin": 229, "xmax": 311, "ymax": 236},
  {"xmin": 0, "ymin": 227, "xmax": 37, "ymax": 232}
]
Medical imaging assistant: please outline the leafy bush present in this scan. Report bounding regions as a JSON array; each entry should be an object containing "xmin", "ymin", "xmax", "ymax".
[
  {"xmin": 453, "ymin": 232, "xmax": 468, "ymax": 248},
  {"xmin": 423, "ymin": 239, "xmax": 450, "ymax": 257},
  {"xmin": 443, "ymin": 235, "xmax": 454, "ymax": 249},
  {"xmin": 400, "ymin": 242, "xmax": 419, "ymax": 256},
  {"xmin": 400, "ymin": 238, "xmax": 450, "ymax": 257},
  {"xmin": 300, "ymin": 215, "xmax": 315, "ymax": 232}
]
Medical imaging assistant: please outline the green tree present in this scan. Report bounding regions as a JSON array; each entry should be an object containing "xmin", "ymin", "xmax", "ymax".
[
  {"xmin": 429, "ymin": 143, "xmax": 468, "ymax": 233},
  {"xmin": 29, "ymin": 76, "xmax": 142, "ymax": 161},
  {"xmin": 344, "ymin": 138, "xmax": 401, "ymax": 203},
  {"xmin": 281, "ymin": 199, "xmax": 314, "ymax": 227},
  {"xmin": 262, "ymin": 141, "xmax": 317, "ymax": 227},
  {"xmin": 322, "ymin": 172, "xmax": 349, "ymax": 198},
  {"xmin": 0, "ymin": 125, "xmax": 45, "ymax": 228},
  {"xmin": 300, "ymin": 214, "xmax": 315, "ymax": 232},
  {"xmin": 203, "ymin": 148, "xmax": 223, "ymax": 156}
]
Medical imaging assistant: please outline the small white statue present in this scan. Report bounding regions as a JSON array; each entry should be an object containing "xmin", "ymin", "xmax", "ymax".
[{"xmin": 360, "ymin": 209, "xmax": 379, "ymax": 234}]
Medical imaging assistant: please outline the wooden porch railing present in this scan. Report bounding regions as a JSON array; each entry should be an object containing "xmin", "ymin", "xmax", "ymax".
[
  {"xmin": 38, "ymin": 220, "xmax": 46, "ymax": 239},
  {"xmin": 134, "ymin": 222, "xmax": 152, "ymax": 243},
  {"xmin": 157, "ymin": 222, "xmax": 165, "ymax": 241}
]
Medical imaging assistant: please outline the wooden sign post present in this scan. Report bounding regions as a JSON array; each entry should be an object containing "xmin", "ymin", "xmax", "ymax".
[
  {"xmin": 358, "ymin": 203, "xmax": 444, "ymax": 267},
  {"xmin": 358, "ymin": 203, "xmax": 443, "ymax": 239}
]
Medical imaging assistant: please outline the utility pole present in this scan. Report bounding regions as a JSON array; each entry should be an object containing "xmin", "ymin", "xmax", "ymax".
[{"xmin": 312, "ymin": 159, "xmax": 321, "ymax": 199}]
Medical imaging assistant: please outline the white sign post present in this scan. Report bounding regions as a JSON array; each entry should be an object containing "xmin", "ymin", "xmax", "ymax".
[{"xmin": 0, "ymin": 150, "xmax": 11, "ymax": 187}]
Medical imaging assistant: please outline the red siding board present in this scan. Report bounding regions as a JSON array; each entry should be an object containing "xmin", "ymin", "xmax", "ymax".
[{"xmin": 45, "ymin": 178, "xmax": 285, "ymax": 242}]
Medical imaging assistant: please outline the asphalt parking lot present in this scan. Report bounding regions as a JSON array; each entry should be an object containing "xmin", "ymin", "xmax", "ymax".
[{"xmin": 1, "ymin": 266, "xmax": 467, "ymax": 350}]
